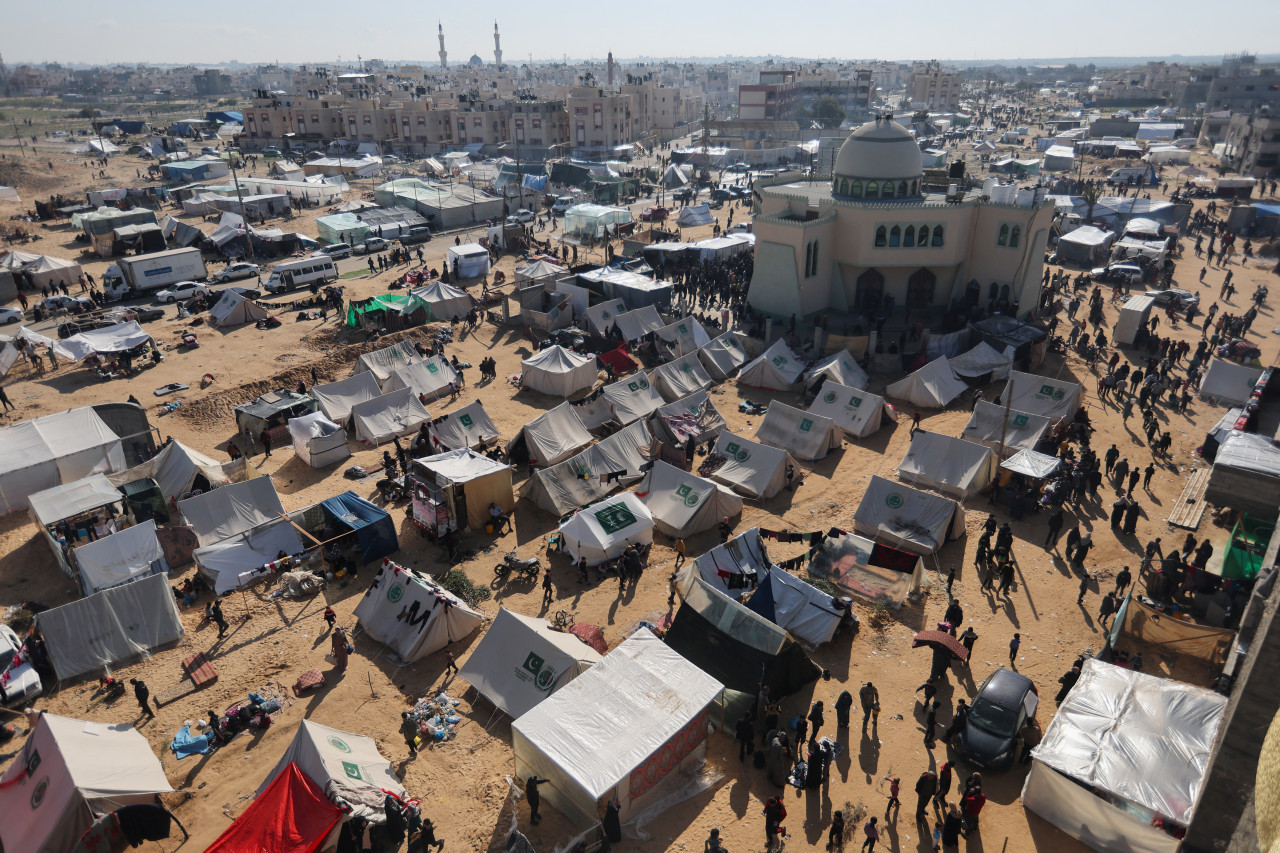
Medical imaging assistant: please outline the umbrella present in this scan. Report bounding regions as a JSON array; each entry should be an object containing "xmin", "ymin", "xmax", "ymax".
[{"xmin": 913, "ymin": 630, "xmax": 969, "ymax": 662}]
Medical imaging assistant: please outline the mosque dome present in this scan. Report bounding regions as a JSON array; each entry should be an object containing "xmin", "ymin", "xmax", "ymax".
[
  {"xmin": 831, "ymin": 117, "xmax": 924, "ymax": 200},
  {"xmin": 469, "ymin": 54, "xmax": 484, "ymax": 66}
]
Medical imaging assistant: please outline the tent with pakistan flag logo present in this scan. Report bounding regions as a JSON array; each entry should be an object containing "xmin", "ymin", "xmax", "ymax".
[
  {"xmin": 558, "ymin": 491, "xmax": 655, "ymax": 566},
  {"xmin": 261, "ymin": 720, "xmax": 405, "ymax": 823},
  {"xmin": 635, "ymin": 460, "xmax": 743, "ymax": 537},
  {"xmin": 458, "ymin": 608, "xmax": 603, "ymax": 719}
]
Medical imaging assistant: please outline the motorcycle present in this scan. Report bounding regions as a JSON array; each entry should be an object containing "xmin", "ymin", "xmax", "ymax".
[{"xmin": 494, "ymin": 551, "xmax": 541, "ymax": 581}]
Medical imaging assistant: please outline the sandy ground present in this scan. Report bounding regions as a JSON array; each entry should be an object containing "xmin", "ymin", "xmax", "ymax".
[{"xmin": 0, "ymin": 124, "xmax": 1276, "ymax": 853}]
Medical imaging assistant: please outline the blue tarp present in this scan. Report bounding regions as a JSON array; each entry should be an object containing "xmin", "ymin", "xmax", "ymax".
[
  {"xmin": 170, "ymin": 725, "xmax": 213, "ymax": 759},
  {"xmin": 320, "ymin": 490, "xmax": 399, "ymax": 565},
  {"xmin": 1255, "ymin": 204, "xmax": 1280, "ymax": 218},
  {"xmin": 743, "ymin": 575, "xmax": 777, "ymax": 623},
  {"xmin": 206, "ymin": 111, "xmax": 244, "ymax": 125}
]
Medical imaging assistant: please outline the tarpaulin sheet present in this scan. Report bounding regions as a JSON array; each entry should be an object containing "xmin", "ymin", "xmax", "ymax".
[
  {"xmin": 205, "ymin": 762, "xmax": 343, "ymax": 853},
  {"xmin": 37, "ymin": 573, "xmax": 184, "ymax": 680},
  {"xmin": 178, "ymin": 475, "xmax": 286, "ymax": 547},
  {"xmin": 310, "ymin": 372, "xmax": 382, "ymax": 426},
  {"xmin": 73, "ymin": 519, "xmax": 166, "ymax": 594},
  {"xmin": 28, "ymin": 473, "xmax": 122, "ymax": 527},
  {"xmin": 807, "ymin": 530, "xmax": 928, "ymax": 608},
  {"xmin": 321, "ymin": 490, "xmax": 399, "ymax": 565}
]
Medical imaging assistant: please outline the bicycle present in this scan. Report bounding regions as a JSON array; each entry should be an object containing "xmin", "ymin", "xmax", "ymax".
[{"xmin": 552, "ymin": 610, "xmax": 575, "ymax": 631}]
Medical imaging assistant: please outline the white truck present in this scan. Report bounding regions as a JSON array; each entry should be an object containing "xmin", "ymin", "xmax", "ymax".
[{"xmin": 103, "ymin": 247, "xmax": 208, "ymax": 301}]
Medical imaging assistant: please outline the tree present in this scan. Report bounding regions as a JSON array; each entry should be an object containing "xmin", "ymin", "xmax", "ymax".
[
  {"xmin": 810, "ymin": 97, "xmax": 846, "ymax": 128},
  {"xmin": 1081, "ymin": 181, "xmax": 1102, "ymax": 224}
]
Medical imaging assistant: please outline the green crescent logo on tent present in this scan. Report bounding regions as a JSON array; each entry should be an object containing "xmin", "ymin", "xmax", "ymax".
[
  {"xmin": 772, "ymin": 356, "xmax": 788, "ymax": 367},
  {"xmin": 602, "ymin": 310, "xmax": 611, "ymax": 320},
  {"xmin": 678, "ymin": 323, "xmax": 688, "ymax": 333},
  {"xmin": 387, "ymin": 584, "xmax": 404, "ymax": 603},
  {"xmin": 628, "ymin": 381, "xmax": 640, "ymax": 391},
  {"xmin": 522, "ymin": 651, "xmax": 545, "ymax": 676},
  {"xmin": 638, "ymin": 378, "xmax": 649, "ymax": 389},
  {"xmin": 726, "ymin": 338, "xmax": 739, "ymax": 349},
  {"xmin": 799, "ymin": 418, "xmax": 814, "ymax": 432},
  {"xmin": 1013, "ymin": 414, "xmax": 1029, "ymax": 427},
  {"xmin": 594, "ymin": 502, "xmax": 639, "ymax": 534},
  {"xmin": 342, "ymin": 761, "xmax": 365, "ymax": 782},
  {"xmin": 426, "ymin": 362, "xmax": 440, "ymax": 374},
  {"xmin": 681, "ymin": 362, "xmax": 694, "ymax": 373},
  {"xmin": 459, "ymin": 414, "xmax": 473, "ymax": 427},
  {"xmin": 849, "ymin": 395, "xmax": 863, "ymax": 407},
  {"xmin": 823, "ymin": 391, "xmax": 838, "ymax": 404},
  {"xmin": 725, "ymin": 441, "xmax": 750, "ymax": 462},
  {"xmin": 535, "ymin": 666, "xmax": 557, "ymax": 691},
  {"xmin": 328, "ymin": 736, "xmax": 352, "ymax": 753},
  {"xmin": 616, "ymin": 303, "xmax": 625, "ymax": 312},
  {"xmin": 885, "ymin": 493, "xmax": 905, "ymax": 509},
  {"xmin": 675, "ymin": 484, "xmax": 702, "ymax": 506}
]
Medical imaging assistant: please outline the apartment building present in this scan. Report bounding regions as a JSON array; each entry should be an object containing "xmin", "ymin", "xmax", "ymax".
[{"xmin": 909, "ymin": 61, "xmax": 962, "ymax": 110}]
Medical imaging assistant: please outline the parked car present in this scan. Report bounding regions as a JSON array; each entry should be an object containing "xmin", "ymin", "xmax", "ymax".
[
  {"xmin": 155, "ymin": 281, "xmax": 210, "ymax": 304},
  {"xmin": 398, "ymin": 226, "xmax": 432, "ymax": 245},
  {"xmin": 640, "ymin": 206, "xmax": 670, "ymax": 222},
  {"xmin": 34, "ymin": 296, "xmax": 95, "ymax": 317},
  {"xmin": 0, "ymin": 306, "xmax": 22, "ymax": 325},
  {"xmin": 727, "ymin": 161, "xmax": 752, "ymax": 172},
  {"xmin": 0, "ymin": 624, "xmax": 42, "ymax": 708},
  {"xmin": 212, "ymin": 262, "xmax": 261, "ymax": 283},
  {"xmin": 710, "ymin": 187, "xmax": 735, "ymax": 201},
  {"xmin": 56, "ymin": 318, "xmax": 119, "ymax": 339},
  {"xmin": 319, "ymin": 242, "xmax": 353, "ymax": 260},
  {"xmin": 261, "ymin": 147, "xmax": 283, "ymax": 158},
  {"xmin": 104, "ymin": 305, "xmax": 165, "ymax": 323},
  {"xmin": 354, "ymin": 237, "xmax": 390, "ymax": 255},
  {"xmin": 955, "ymin": 668, "xmax": 1037, "ymax": 771},
  {"xmin": 1089, "ymin": 262, "xmax": 1145, "ymax": 285},
  {"xmin": 229, "ymin": 286, "xmax": 261, "ymax": 300},
  {"xmin": 551, "ymin": 196, "xmax": 576, "ymax": 214},
  {"xmin": 506, "ymin": 209, "xmax": 536, "ymax": 225},
  {"xmin": 672, "ymin": 187, "xmax": 695, "ymax": 201},
  {"xmin": 728, "ymin": 222, "xmax": 752, "ymax": 233},
  {"xmin": 1145, "ymin": 288, "xmax": 1200, "ymax": 309}
]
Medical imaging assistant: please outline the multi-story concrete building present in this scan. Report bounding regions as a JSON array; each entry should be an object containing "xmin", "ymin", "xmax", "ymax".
[
  {"xmin": 738, "ymin": 70, "xmax": 799, "ymax": 121},
  {"xmin": 1220, "ymin": 113, "xmax": 1280, "ymax": 177},
  {"xmin": 909, "ymin": 61, "xmax": 962, "ymax": 110},
  {"xmin": 564, "ymin": 87, "xmax": 634, "ymax": 152}
]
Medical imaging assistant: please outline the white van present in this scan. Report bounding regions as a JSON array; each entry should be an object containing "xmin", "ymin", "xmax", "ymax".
[
  {"xmin": 264, "ymin": 255, "xmax": 339, "ymax": 293},
  {"xmin": 551, "ymin": 195, "xmax": 576, "ymax": 214}
]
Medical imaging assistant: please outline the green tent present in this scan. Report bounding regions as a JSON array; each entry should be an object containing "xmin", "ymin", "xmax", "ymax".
[{"xmin": 346, "ymin": 293, "xmax": 431, "ymax": 330}]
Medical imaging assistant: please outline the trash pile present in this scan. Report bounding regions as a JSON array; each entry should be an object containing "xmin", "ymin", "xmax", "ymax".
[{"xmin": 407, "ymin": 691, "xmax": 464, "ymax": 744}]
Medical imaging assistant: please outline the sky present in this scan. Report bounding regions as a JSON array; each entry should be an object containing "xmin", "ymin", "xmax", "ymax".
[{"xmin": 7, "ymin": 0, "xmax": 1280, "ymax": 67}]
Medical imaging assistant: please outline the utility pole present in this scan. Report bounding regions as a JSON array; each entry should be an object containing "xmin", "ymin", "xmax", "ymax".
[
  {"xmin": 10, "ymin": 117, "xmax": 25, "ymax": 156},
  {"xmin": 228, "ymin": 159, "xmax": 257, "ymax": 263}
]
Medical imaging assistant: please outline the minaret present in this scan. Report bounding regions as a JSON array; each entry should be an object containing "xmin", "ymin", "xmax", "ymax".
[
  {"xmin": 493, "ymin": 22, "xmax": 503, "ymax": 69},
  {"xmin": 438, "ymin": 23, "xmax": 448, "ymax": 70},
  {"xmin": 607, "ymin": 52, "xmax": 615, "ymax": 87}
]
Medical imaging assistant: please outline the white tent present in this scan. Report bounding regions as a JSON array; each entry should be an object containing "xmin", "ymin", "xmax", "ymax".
[
  {"xmin": 897, "ymin": 431, "xmax": 998, "ymax": 498},
  {"xmin": 653, "ymin": 316, "xmax": 711, "ymax": 360},
  {"xmin": 948, "ymin": 341, "xmax": 1013, "ymax": 380},
  {"xmin": 708, "ymin": 432, "xmax": 797, "ymax": 499},
  {"xmin": 601, "ymin": 373, "xmax": 666, "ymax": 425},
  {"xmin": 803, "ymin": 350, "xmax": 869, "ymax": 391},
  {"xmin": 263, "ymin": 720, "xmax": 405, "ymax": 822},
  {"xmin": 72, "ymin": 519, "xmax": 167, "ymax": 594},
  {"xmin": 507, "ymin": 402, "xmax": 594, "ymax": 468},
  {"xmin": 613, "ymin": 305, "xmax": 665, "ymax": 342},
  {"xmin": 459, "ymin": 608, "xmax": 603, "ymax": 719},
  {"xmin": 447, "ymin": 243, "xmax": 491, "ymax": 278},
  {"xmin": 1057, "ymin": 225, "xmax": 1116, "ymax": 264},
  {"xmin": 350, "ymin": 388, "xmax": 431, "ymax": 445},
  {"xmin": 209, "ymin": 289, "xmax": 268, "ymax": 328},
  {"xmin": 808, "ymin": 383, "xmax": 896, "ymax": 438},
  {"xmin": 353, "ymin": 340, "xmax": 423, "ymax": 390},
  {"xmin": 755, "ymin": 401, "xmax": 844, "ymax": 461},
  {"xmin": 0, "ymin": 712, "xmax": 174, "ymax": 853},
  {"xmin": 1114, "ymin": 295, "xmax": 1155, "ymax": 347},
  {"xmin": 738, "ymin": 339, "xmax": 804, "ymax": 391},
  {"xmin": 353, "ymin": 559, "xmax": 484, "ymax": 662},
  {"xmin": 636, "ymin": 460, "xmax": 743, "ymax": 538},
  {"xmin": 106, "ymin": 440, "xmax": 240, "ymax": 503},
  {"xmin": 384, "ymin": 355, "xmax": 459, "ymax": 403},
  {"xmin": 1022, "ymin": 659, "xmax": 1226, "ymax": 853},
  {"xmin": 288, "ymin": 411, "xmax": 351, "ymax": 468},
  {"xmin": 428, "ymin": 400, "xmax": 500, "ymax": 451},
  {"xmin": 36, "ymin": 573, "xmax": 184, "ymax": 681},
  {"xmin": 676, "ymin": 203, "xmax": 712, "ymax": 226},
  {"xmin": 1005, "ymin": 370, "xmax": 1083, "ymax": 422},
  {"xmin": 648, "ymin": 389, "xmax": 728, "ymax": 447},
  {"xmin": 886, "ymin": 356, "xmax": 967, "ymax": 408},
  {"xmin": 56, "ymin": 321, "xmax": 154, "ymax": 362},
  {"xmin": 179, "ymin": 476, "xmax": 303, "ymax": 593},
  {"xmin": 410, "ymin": 280, "xmax": 473, "ymax": 321},
  {"xmin": 651, "ymin": 351, "xmax": 713, "ymax": 401},
  {"xmin": 746, "ymin": 568, "xmax": 842, "ymax": 645},
  {"xmin": 697, "ymin": 332, "xmax": 748, "ymax": 380},
  {"xmin": 28, "ymin": 473, "xmax": 123, "ymax": 530},
  {"xmin": 1199, "ymin": 359, "xmax": 1262, "ymax": 407},
  {"xmin": 512, "ymin": 628, "xmax": 723, "ymax": 827},
  {"xmin": 1002, "ymin": 448, "xmax": 1062, "ymax": 479},
  {"xmin": 0, "ymin": 407, "xmax": 124, "ymax": 513},
  {"xmin": 521, "ymin": 346, "xmax": 598, "ymax": 397},
  {"xmin": 311, "ymin": 372, "xmax": 383, "ymax": 426},
  {"xmin": 854, "ymin": 475, "xmax": 965, "ymax": 555},
  {"xmin": 960, "ymin": 400, "xmax": 1050, "ymax": 458},
  {"xmin": 527, "ymin": 420, "xmax": 651, "ymax": 516},
  {"xmin": 682, "ymin": 526, "xmax": 774, "ymax": 600},
  {"xmin": 583, "ymin": 299, "xmax": 630, "ymax": 337}
]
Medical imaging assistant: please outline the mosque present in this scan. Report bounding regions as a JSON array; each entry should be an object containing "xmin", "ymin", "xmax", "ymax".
[{"xmin": 746, "ymin": 116, "xmax": 1056, "ymax": 325}]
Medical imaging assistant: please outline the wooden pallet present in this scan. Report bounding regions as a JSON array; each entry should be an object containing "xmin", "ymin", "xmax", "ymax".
[
  {"xmin": 1168, "ymin": 468, "xmax": 1211, "ymax": 529},
  {"xmin": 153, "ymin": 653, "xmax": 219, "ymax": 707}
]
